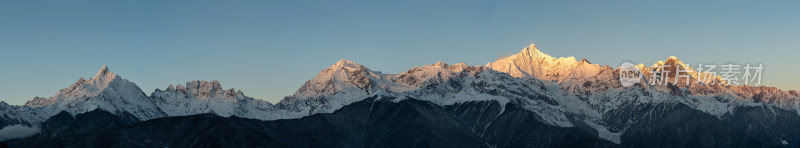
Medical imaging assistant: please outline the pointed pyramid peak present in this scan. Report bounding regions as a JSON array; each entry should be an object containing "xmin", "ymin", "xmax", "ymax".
[
  {"xmin": 527, "ymin": 43, "xmax": 537, "ymax": 48},
  {"xmin": 99, "ymin": 64, "xmax": 110, "ymax": 74},
  {"xmin": 93, "ymin": 64, "xmax": 116, "ymax": 79},
  {"xmin": 522, "ymin": 43, "xmax": 543, "ymax": 54},
  {"xmin": 516, "ymin": 43, "xmax": 557, "ymax": 62},
  {"xmin": 488, "ymin": 42, "xmax": 580, "ymax": 80}
]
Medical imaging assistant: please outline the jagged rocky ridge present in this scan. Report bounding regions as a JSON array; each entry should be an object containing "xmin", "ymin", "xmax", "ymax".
[
  {"xmin": 151, "ymin": 80, "xmax": 274, "ymax": 119},
  {"xmin": 2, "ymin": 44, "xmax": 800, "ymax": 147}
]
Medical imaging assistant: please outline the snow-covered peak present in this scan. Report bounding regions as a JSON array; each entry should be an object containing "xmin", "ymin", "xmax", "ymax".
[
  {"xmin": 660, "ymin": 56, "xmax": 695, "ymax": 77},
  {"xmin": 420, "ymin": 62, "xmax": 469, "ymax": 73},
  {"xmin": 290, "ymin": 59, "xmax": 380, "ymax": 100},
  {"xmin": 25, "ymin": 65, "xmax": 122, "ymax": 107},
  {"xmin": 571, "ymin": 60, "xmax": 603, "ymax": 78},
  {"xmin": 641, "ymin": 56, "xmax": 732, "ymax": 87},
  {"xmin": 152, "ymin": 80, "xmax": 274, "ymax": 119},
  {"xmin": 98, "ymin": 64, "xmax": 110, "ymax": 74},
  {"xmin": 155, "ymin": 80, "xmax": 239, "ymax": 100},
  {"xmin": 91, "ymin": 64, "xmax": 116, "ymax": 81},
  {"xmin": 186, "ymin": 80, "xmax": 224, "ymax": 97},
  {"xmin": 521, "ymin": 43, "xmax": 548, "ymax": 60},
  {"xmin": 487, "ymin": 43, "xmax": 580, "ymax": 81},
  {"xmin": 394, "ymin": 62, "xmax": 463, "ymax": 87},
  {"xmin": 17, "ymin": 65, "xmax": 164, "ymax": 124},
  {"xmin": 330, "ymin": 59, "xmax": 364, "ymax": 71},
  {"xmin": 558, "ymin": 58, "xmax": 618, "ymax": 94},
  {"xmin": 277, "ymin": 60, "xmax": 512, "ymax": 118},
  {"xmin": 273, "ymin": 59, "xmax": 414, "ymax": 119}
]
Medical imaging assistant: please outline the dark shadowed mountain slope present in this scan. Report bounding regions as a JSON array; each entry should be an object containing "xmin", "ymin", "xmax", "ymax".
[{"xmin": 7, "ymin": 97, "xmax": 616, "ymax": 148}]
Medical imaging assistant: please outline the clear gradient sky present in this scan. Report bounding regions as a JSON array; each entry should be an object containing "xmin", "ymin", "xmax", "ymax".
[{"xmin": 1, "ymin": 0, "xmax": 799, "ymax": 105}]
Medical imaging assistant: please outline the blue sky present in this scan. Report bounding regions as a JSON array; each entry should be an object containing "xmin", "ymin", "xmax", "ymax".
[{"xmin": 1, "ymin": 0, "xmax": 798, "ymax": 105}]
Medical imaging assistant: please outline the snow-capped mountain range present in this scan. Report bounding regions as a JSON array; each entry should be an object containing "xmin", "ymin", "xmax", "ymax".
[
  {"xmin": 151, "ymin": 80, "xmax": 274, "ymax": 119},
  {"xmin": 4, "ymin": 65, "xmax": 164, "ymax": 125},
  {"xmin": 2, "ymin": 43, "xmax": 800, "ymax": 146}
]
